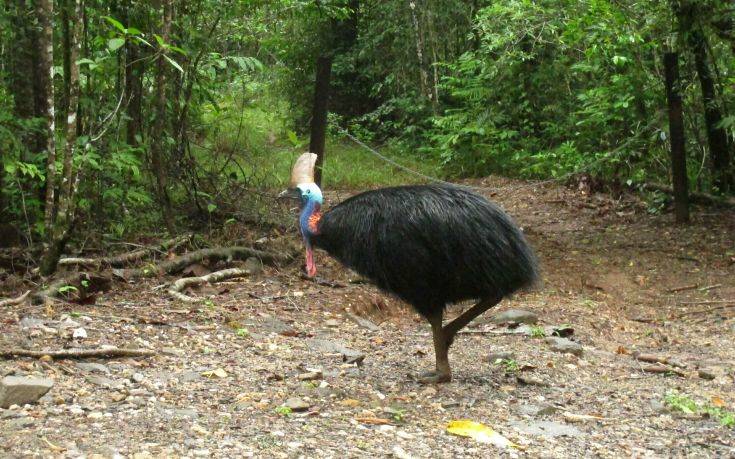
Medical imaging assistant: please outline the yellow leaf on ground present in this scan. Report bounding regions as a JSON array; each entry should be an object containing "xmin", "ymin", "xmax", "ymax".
[
  {"xmin": 711, "ymin": 396, "xmax": 726, "ymax": 408},
  {"xmin": 201, "ymin": 368, "xmax": 228, "ymax": 378},
  {"xmin": 562, "ymin": 412, "xmax": 606, "ymax": 422},
  {"xmin": 446, "ymin": 420, "xmax": 520, "ymax": 449}
]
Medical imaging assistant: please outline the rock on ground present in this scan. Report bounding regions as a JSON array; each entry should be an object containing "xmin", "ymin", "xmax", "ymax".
[
  {"xmin": 0, "ymin": 376, "xmax": 54, "ymax": 408},
  {"xmin": 490, "ymin": 309, "xmax": 538, "ymax": 325}
]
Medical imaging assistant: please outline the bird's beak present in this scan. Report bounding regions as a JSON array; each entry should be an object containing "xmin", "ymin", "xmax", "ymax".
[{"xmin": 278, "ymin": 188, "xmax": 301, "ymax": 201}]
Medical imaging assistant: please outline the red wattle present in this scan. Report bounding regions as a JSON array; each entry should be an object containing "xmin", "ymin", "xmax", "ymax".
[{"xmin": 305, "ymin": 247, "xmax": 317, "ymax": 277}]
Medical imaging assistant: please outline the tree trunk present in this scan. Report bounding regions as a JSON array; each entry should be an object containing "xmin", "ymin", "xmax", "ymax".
[
  {"xmin": 409, "ymin": 0, "xmax": 430, "ymax": 101},
  {"xmin": 663, "ymin": 52, "xmax": 689, "ymax": 223},
  {"xmin": 36, "ymin": 0, "xmax": 57, "ymax": 232},
  {"xmin": 151, "ymin": 0, "xmax": 176, "ymax": 234},
  {"xmin": 677, "ymin": 2, "xmax": 733, "ymax": 192},
  {"xmin": 39, "ymin": 0, "xmax": 83, "ymax": 276},
  {"xmin": 310, "ymin": 56, "xmax": 332, "ymax": 187}
]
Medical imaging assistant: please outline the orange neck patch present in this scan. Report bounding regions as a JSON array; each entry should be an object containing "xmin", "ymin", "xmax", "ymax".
[{"xmin": 308, "ymin": 211, "xmax": 322, "ymax": 233}]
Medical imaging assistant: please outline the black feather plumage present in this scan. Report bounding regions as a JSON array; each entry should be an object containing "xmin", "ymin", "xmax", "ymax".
[{"xmin": 312, "ymin": 184, "xmax": 539, "ymax": 318}]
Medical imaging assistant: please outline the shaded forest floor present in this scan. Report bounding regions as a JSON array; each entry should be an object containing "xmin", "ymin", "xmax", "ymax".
[{"xmin": 2, "ymin": 176, "xmax": 735, "ymax": 458}]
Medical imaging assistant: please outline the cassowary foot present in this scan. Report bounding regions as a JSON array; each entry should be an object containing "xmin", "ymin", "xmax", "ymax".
[{"xmin": 418, "ymin": 369, "xmax": 451, "ymax": 384}]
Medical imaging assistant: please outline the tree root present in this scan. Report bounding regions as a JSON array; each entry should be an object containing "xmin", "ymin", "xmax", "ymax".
[
  {"xmin": 113, "ymin": 246, "xmax": 293, "ymax": 280},
  {"xmin": 1, "ymin": 347, "xmax": 156, "ymax": 359},
  {"xmin": 0, "ymin": 290, "xmax": 31, "ymax": 307},
  {"xmin": 32, "ymin": 272, "xmax": 112, "ymax": 305},
  {"xmin": 58, "ymin": 234, "xmax": 192, "ymax": 268},
  {"xmin": 168, "ymin": 267, "xmax": 252, "ymax": 302},
  {"xmin": 642, "ymin": 183, "xmax": 735, "ymax": 207}
]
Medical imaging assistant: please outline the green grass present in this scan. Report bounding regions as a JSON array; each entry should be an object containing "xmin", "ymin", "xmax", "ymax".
[
  {"xmin": 665, "ymin": 392, "xmax": 735, "ymax": 427},
  {"xmin": 194, "ymin": 98, "xmax": 443, "ymax": 191}
]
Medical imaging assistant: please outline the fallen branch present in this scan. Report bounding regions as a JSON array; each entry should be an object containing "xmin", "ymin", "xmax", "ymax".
[
  {"xmin": 641, "ymin": 183, "xmax": 735, "ymax": 207},
  {"xmin": 58, "ymin": 234, "xmax": 191, "ymax": 268},
  {"xmin": 639, "ymin": 363, "xmax": 687, "ymax": 377},
  {"xmin": 1, "ymin": 347, "xmax": 155, "ymax": 359},
  {"xmin": 114, "ymin": 246, "xmax": 293, "ymax": 280},
  {"xmin": 668, "ymin": 284, "xmax": 698, "ymax": 293},
  {"xmin": 169, "ymin": 267, "xmax": 251, "ymax": 302},
  {"xmin": 633, "ymin": 352, "xmax": 686, "ymax": 369},
  {"xmin": 0, "ymin": 290, "xmax": 30, "ymax": 307},
  {"xmin": 672, "ymin": 304, "xmax": 735, "ymax": 319}
]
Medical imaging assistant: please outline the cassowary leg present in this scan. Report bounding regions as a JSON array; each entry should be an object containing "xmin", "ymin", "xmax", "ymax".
[
  {"xmin": 419, "ymin": 310, "xmax": 451, "ymax": 383},
  {"xmin": 443, "ymin": 294, "xmax": 503, "ymax": 343}
]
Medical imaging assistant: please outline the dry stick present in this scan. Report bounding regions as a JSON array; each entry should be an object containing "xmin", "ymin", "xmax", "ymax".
[
  {"xmin": 0, "ymin": 290, "xmax": 31, "ymax": 307},
  {"xmin": 58, "ymin": 234, "xmax": 192, "ymax": 268},
  {"xmin": 639, "ymin": 364, "xmax": 687, "ymax": 377},
  {"xmin": 668, "ymin": 284, "xmax": 698, "ymax": 293},
  {"xmin": 679, "ymin": 299, "xmax": 733, "ymax": 305},
  {"xmin": 168, "ymin": 267, "xmax": 252, "ymax": 302},
  {"xmin": 114, "ymin": 246, "xmax": 293, "ymax": 280},
  {"xmin": 1, "ymin": 347, "xmax": 155, "ymax": 359},
  {"xmin": 672, "ymin": 304, "xmax": 735, "ymax": 319}
]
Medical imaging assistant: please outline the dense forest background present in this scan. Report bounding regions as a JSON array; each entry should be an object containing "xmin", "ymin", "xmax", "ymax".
[{"xmin": 0, "ymin": 0, "xmax": 733, "ymax": 275}]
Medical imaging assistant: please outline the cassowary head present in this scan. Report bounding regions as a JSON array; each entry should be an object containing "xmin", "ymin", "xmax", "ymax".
[{"xmin": 280, "ymin": 153, "xmax": 322, "ymax": 277}]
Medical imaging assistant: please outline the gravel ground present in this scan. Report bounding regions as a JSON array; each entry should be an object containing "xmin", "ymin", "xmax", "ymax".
[{"xmin": 1, "ymin": 177, "xmax": 734, "ymax": 458}]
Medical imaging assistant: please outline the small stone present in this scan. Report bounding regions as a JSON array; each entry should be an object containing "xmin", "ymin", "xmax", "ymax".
[
  {"xmin": 179, "ymin": 371, "xmax": 201, "ymax": 382},
  {"xmin": 9, "ymin": 417, "xmax": 36, "ymax": 428},
  {"xmin": 509, "ymin": 420, "xmax": 582, "ymax": 438},
  {"xmin": 110, "ymin": 392, "xmax": 128, "ymax": 403},
  {"xmin": 516, "ymin": 375, "xmax": 548, "ymax": 386},
  {"xmin": 392, "ymin": 445, "xmax": 414, "ymax": 459},
  {"xmin": 297, "ymin": 371, "xmax": 322, "ymax": 381},
  {"xmin": 491, "ymin": 309, "xmax": 538, "ymax": 325},
  {"xmin": 88, "ymin": 411, "xmax": 104, "ymax": 420},
  {"xmin": 75, "ymin": 362, "xmax": 110, "ymax": 374},
  {"xmin": 487, "ymin": 351, "xmax": 515, "ymax": 363},
  {"xmin": 698, "ymin": 369, "xmax": 716, "ymax": 380},
  {"xmin": 86, "ymin": 376, "xmax": 116, "ymax": 388},
  {"xmin": 441, "ymin": 401, "xmax": 460, "ymax": 409},
  {"xmin": 0, "ymin": 376, "xmax": 54, "ymax": 408},
  {"xmin": 72, "ymin": 327, "xmax": 88, "ymax": 339},
  {"xmin": 308, "ymin": 339, "xmax": 365, "ymax": 365},
  {"xmin": 325, "ymin": 319, "xmax": 340, "ymax": 328},
  {"xmin": 518, "ymin": 403, "xmax": 558, "ymax": 417},
  {"xmin": 243, "ymin": 257, "xmax": 263, "ymax": 275},
  {"xmin": 650, "ymin": 399, "xmax": 668, "ymax": 413},
  {"xmin": 19, "ymin": 317, "xmax": 46, "ymax": 329},
  {"xmin": 161, "ymin": 347, "xmax": 185, "ymax": 357},
  {"xmin": 551, "ymin": 325, "xmax": 574, "ymax": 337},
  {"xmin": 284, "ymin": 397, "xmax": 311, "ymax": 412},
  {"xmin": 544, "ymin": 337, "xmax": 583, "ymax": 356},
  {"xmin": 131, "ymin": 373, "xmax": 145, "ymax": 383}
]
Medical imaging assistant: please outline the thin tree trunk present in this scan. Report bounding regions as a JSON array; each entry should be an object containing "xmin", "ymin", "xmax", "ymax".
[
  {"xmin": 310, "ymin": 56, "xmax": 332, "ymax": 187},
  {"xmin": 677, "ymin": 2, "xmax": 733, "ymax": 192},
  {"xmin": 151, "ymin": 0, "xmax": 175, "ymax": 234},
  {"xmin": 409, "ymin": 0, "xmax": 429, "ymax": 101},
  {"xmin": 663, "ymin": 52, "xmax": 689, "ymax": 223},
  {"xmin": 39, "ymin": 0, "xmax": 83, "ymax": 276},
  {"xmin": 37, "ymin": 0, "xmax": 57, "ymax": 231}
]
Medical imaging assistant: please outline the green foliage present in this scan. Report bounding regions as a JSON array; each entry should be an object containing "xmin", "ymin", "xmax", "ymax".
[
  {"xmin": 494, "ymin": 358, "xmax": 520, "ymax": 374},
  {"xmin": 274, "ymin": 406, "xmax": 292, "ymax": 417},
  {"xmin": 1, "ymin": 0, "xmax": 734, "ymax": 246},
  {"xmin": 529, "ymin": 326, "xmax": 546, "ymax": 338},
  {"xmin": 665, "ymin": 392, "xmax": 735, "ymax": 427}
]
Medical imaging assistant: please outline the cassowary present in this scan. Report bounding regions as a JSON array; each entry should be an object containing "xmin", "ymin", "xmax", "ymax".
[{"xmin": 281, "ymin": 153, "xmax": 539, "ymax": 383}]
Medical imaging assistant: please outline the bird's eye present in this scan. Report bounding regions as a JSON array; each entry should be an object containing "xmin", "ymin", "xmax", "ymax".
[{"xmin": 306, "ymin": 190, "xmax": 311, "ymax": 195}]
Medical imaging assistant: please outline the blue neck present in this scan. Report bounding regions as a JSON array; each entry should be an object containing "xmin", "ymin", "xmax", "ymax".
[{"xmin": 299, "ymin": 199, "xmax": 320, "ymax": 241}]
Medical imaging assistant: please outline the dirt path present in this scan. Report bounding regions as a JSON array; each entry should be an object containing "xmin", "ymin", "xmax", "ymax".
[{"xmin": 2, "ymin": 178, "xmax": 734, "ymax": 458}]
